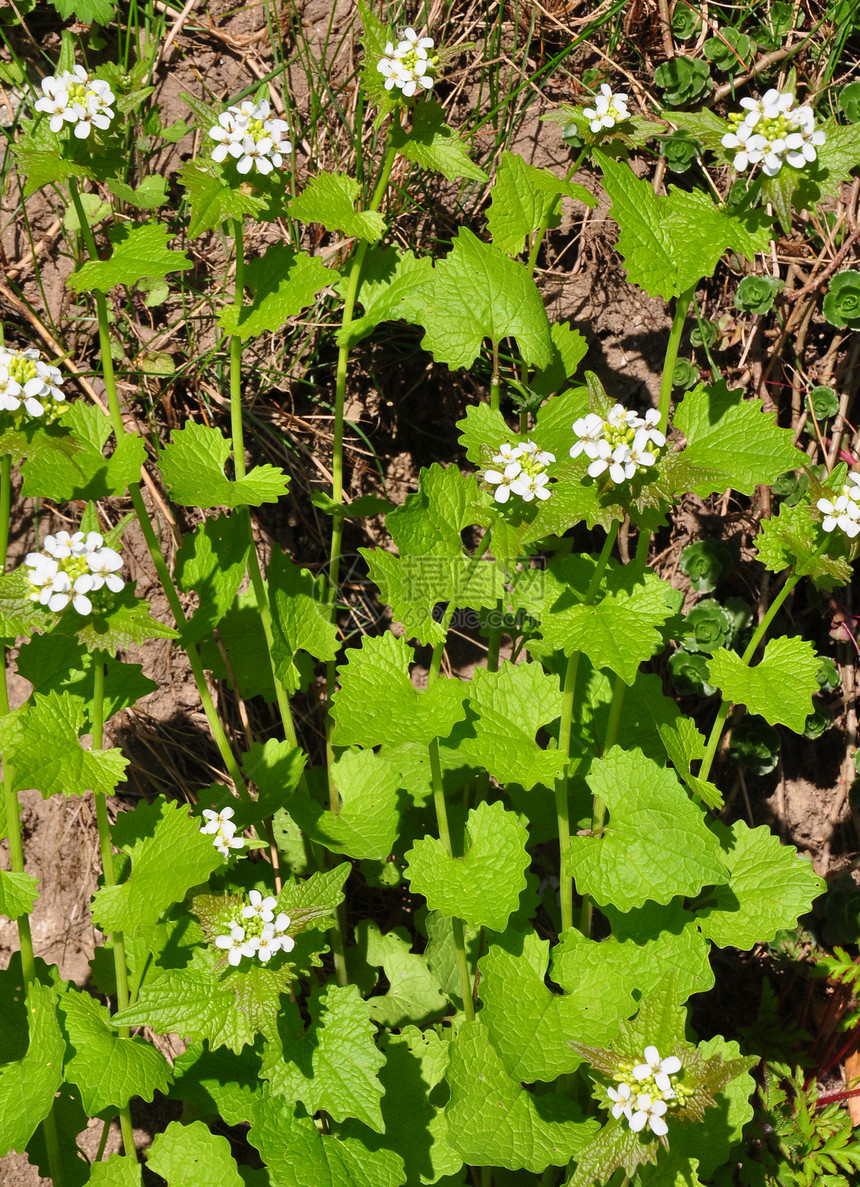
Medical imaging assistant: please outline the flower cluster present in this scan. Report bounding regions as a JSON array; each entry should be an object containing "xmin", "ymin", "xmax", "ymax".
[
  {"xmin": 214, "ymin": 890, "xmax": 296, "ymax": 966},
  {"xmin": 570, "ymin": 404, "xmax": 665, "ymax": 484},
  {"xmin": 34, "ymin": 65, "xmax": 115, "ymax": 140},
  {"xmin": 722, "ymin": 89, "xmax": 826, "ymax": 177},
  {"xmin": 200, "ymin": 805, "xmax": 245, "ymax": 859},
  {"xmin": 817, "ymin": 473, "xmax": 860, "ymax": 539},
  {"xmin": 24, "ymin": 530, "xmax": 124, "ymax": 616},
  {"xmin": 0, "ymin": 347, "xmax": 65, "ymax": 419},
  {"xmin": 209, "ymin": 100, "xmax": 292, "ymax": 176},
  {"xmin": 377, "ymin": 27, "xmax": 437, "ymax": 98},
  {"xmin": 484, "ymin": 440, "xmax": 555, "ymax": 504},
  {"xmin": 606, "ymin": 1046, "xmax": 683, "ymax": 1137},
  {"xmin": 583, "ymin": 83, "xmax": 630, "ymax": 134}
]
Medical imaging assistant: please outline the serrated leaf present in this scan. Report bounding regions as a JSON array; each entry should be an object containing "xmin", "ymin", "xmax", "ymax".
[
  {"xmin": 755, "ymin": 498, "xmax": 851, "ymax": 589},
  {"xmin": 354, "ymin": 920, "xmax": 447, "ymax": 1027},
  {"xmin": 456, "ymin": 401, "xmax": 518, "ymax": 466},
  {"xmin": 67, "ymin": 221, "xmax": 192, "ymax": 293},
  {"xmin": 675, "ymin": 381, "xmax": 805, "ymax": 496},
  {"xmin": 197, "ymin": 589, "xmax": 275, "ymax": 701},
  {"xmin": 696, "ymin": 820, "xmax": 825, "ymax": 949},
  {"xmin": 92, "ymin": 797, "xmax": 223, "ymax": 934},
  {"xmin": 16, "ymin": 148, "xmax": 94, "ymax": 197},
  {"xmin": 170, "ymin": 1041, "xmax": 262, "ymax": 1126},
  {"xmin": 0, "ymin": 982, "xmax": 65, "ymax": 1156},
  {"xmin": 338, "ymin": 246, "xmax": 435, "ymax": 347},
  {"xmin": 240, "ymin": 738, "xmax": 307, "ymax": 821},
  {"xmin": 21, "ymin": 403, "xmax": 146, "ymax": 501},
  {"xmin": 567, "ymin": 747, "xmax": 727, "ymax": 911},
  {"xmin": 146, "ymin": 1120, "xmax": 243, "ymax": 1185},
  {"xmin": 479, "ymin": 930, "xmax": 632, "ymax": 1083},
  {"xmin": 414, "ymin": 228, "xmax": 552, "ymax": 370},
  {"xmin": 288, "ymin": 748, "xmax": 401, "ymax": 861},
  {"xmin": 248, "ymin": 1093, "xmax": 405, "ymax": 1187},
  {"xmin": 71, "ymin": 585, "xmax": 179, "ymax": 653},
  {"xmin": 707, "ymin": 635, "xmax": 820, "ymax": 732},
  {"xmin": 174, "ymin": 512, "xmax": 249, "ymax": 645},
  {"xmin": 218, "ymin": 245, "xmax": 331, "ymax": 340},
  {"xmin": 405, "ymin": 799, "xmax": 529, "ymax": 931},
  {"xmin": 106, "ymin": 174, "xmax": 169, "ymax": 210},
  {"xmin": 290, "ymin": 171, "xmax": 386, "ymax": 241},
  {"xmin": 445, "ymin": 1020, "xmax": 598, "ymax": 1172},
  {"xmin": 60, "ymin": 988, "xmax": 171, "ymax": 1114},
  {"xmin": 331, "ymin": 633, "xmax": 467, "ymax": 747},
  {"xmin": 390, "ymin": 98, "xmax": 487, "ymax": 182},
  {"xmin": 85, "ymin": 1152, "xmax": 143, "ymax": 1186},
  {"xmin": 268, "ymin": 549, "xmax": 338, "ymax": 692},
  {"xmin": 0, "ymin": 870, "xmax": 39, "ymax": 920},
  {"xmin": 529, "ymin": 321, "xmax": 590, "ymax": 399},
  {"xmin": 0, "ymin": 569, "xmax": 50, "ymax": 641},
  {"xmin": 261, "ymin": 983, "xmax": 385, "ymax": 1131},
  {"xmin": 597, "ymin": 151, "xmax": 772, "ymax": 297},
  {"xmin": 487, "ymin": 150, "xmax": 596, "ymax": 256},
  {"xmin": 179, "ymin": 159, "xmax": 266, "ymax": 238},
  {"xmin": 48, "ymin": 0, "xmax": 113, "ymax": 22},
  {"xmin": 159, "ymin": 421, "xmax": 289, "ymax": 508},
  {"xmin": 445, "ymin": 661, "xmax": 564, "ymax": 789},
  {"xmin": 657, "ymin": 715, "xmax": 722, "ymax": 809},
  {"xmin": 0, "ymin": 690, "xmax": 128, "ymax": 798},
  {"xmin": 667, "ymin": 108, "xmax": 731, "ymax": 153}
]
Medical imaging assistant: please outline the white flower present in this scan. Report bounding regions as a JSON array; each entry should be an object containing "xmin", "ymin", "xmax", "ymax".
[
  {"xmin": 726, "ymin": 90, "xmax": 826, "ymax": 177},
  {"xmin": 583, "ymin": 83, "xmax": 629, "ymax": 134},
  {"xmin": 34, "ymin": 65, "xmax": 115, "ymax": 139},
  {"xmin": 818, "ymin": 475, "xmax": 860, "ymax": 538},
  {"xmin": 213, "ymin": 828, "xmax": 245, "ymax": 859},
  {"xmin": 492, "ymin": 443, "xmax": 524, "ymax": 466},
  {"xmin": 571, "ymin": 403, "xmax": 665, "ymax": 485},
  {"xmin": 256, "ymin": 926, "xmax": 279, "ymax": 962},
  {"xmin": 271, "ymin": 912, "xmax": 295, "ymax": 952},
  {"xmin": 570, "ymin": 413, "xmax": 606, "ymax": 459},
  {"xmin": 208, "ymin": 100, "xmax": 293, "ymax": 175},
  {"xmin": 22, "ymin": 523, "xmax": 125, "ymax": 615},
  {"xmin": 510, "ymin": 471, "xmax": 552, "ymax": 502},
  {"xmin": 0, "ymin": 347, "xmax": 65, "ymax": 419},
  {"xmin": 201, "ymin": 805, "xmax": 236, "ymax": 835},
  {"xmin": 242, "ymin": 889, "xmax": 277, "ymax": 923},
  {"xmin": 376, "ymin": 26, "xmax": 437, "ymax": 98},
  {"xmin": 484, "ymin": 438, "xmax": 555, "ymax": 504},
  {"xmin": 632, "ymin": 1045, "xmax": 683, "ymax": 1096},
  {"xmin": 484, "ymin": 468, "xmax": 516, "ymax": 503},
  {"xmin": 629, "ymin": 1093, "xmax": 669, "ymax": 1137},
  {"xmin": 215, "ymin": 924, "xmax": 248, "ymax": 967},
  {"xmin": 607, "ymin": 1082, "xmax": 634, "ymax": 1120}
]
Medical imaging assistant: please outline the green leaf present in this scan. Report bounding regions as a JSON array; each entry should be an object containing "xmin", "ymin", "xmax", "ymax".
[
  {"xmin": 338, "ymin": 246, "xmax": 436, "ymax": 348},
  {"xmin": 288, "ymin": 748, "xmax": 401, "ymax": 862},
  {"xmin": 445, "ymin": 662, "xmax": 564, "ymax": 790},
  {"xmin": 529, "ymin": 321, "xmax": 590, "ymax": 399},
  {"xmin": 755, "ymin": 498, "xmax": 851, "ymax": 590},
  {"xmin": 527, "ymin": 556, "xmax": 678, "ymax": 684},
  {"xmin": 0, "ymin": 869, "xmax": 39, "ymax": 920},
  {"xmin": 290, "ymin": 172, "xmax": 387, "ymax": 241},
  {"xmin": 456, "ymin": 402, "xmax": 514, "ymax": 466},
  {"xmin": 170, "ymin": 1041, "xmax": 262, "ymax": 1126},
  {"xmin": 146, "ymin": 1120, "xmax": 243, "ymax": 1185},
  {"xmin": 331, "ymin": 633, "xmax": 467, "ymax": 747},
  {"xmin": 197, "ymin": 589, "xmax": 276, "ymax": 701},
  {"xmin": 240, "ymin": 738, "xmax": 307, "ymax": 821},
  {"xmin": 487, "ymin": 150, "xmax": 596, "ymax": 256},
  {"xmin": 16, "ymin": 148, "xmax": 94, "ymax": 198},
  {"xmin": 0, "ymin": 690, "xmax": 128, "ymax": 798},
  {"xmin": 218, "ymin": 245, "xmax": 332, "ymax": 340},
  {"xmin": 47, "ymin": 0, "xmax": 114, "ymax": 23},
  {"xmin": 675, "ymin": 381, "xmax": 805, "ymax": 496},
  {"xmin": 105, "ymin": 174, "xmax": 169, "ymax": 210},
  {"xmin": 479, "ymin": 930, "xmax": 632, "ymax": 1083},
  {"xmin": 374, "ymin": 1027, "xmax": 463, "ymax": 1183},
  {"xmin": 596, "ymin": 151, "xmax": 771, "ymax": 298},
  {"xmin": 0, "ymin": 569, "xmax": 50, "ymax": 642},
  {"xmin": 390, "ymin": 98, "xmax": 487, "ymax": 182},
  {"xmin": 174, "ymin": 512, "xmax": 249, "ymax": 645},
  {"xmin": 696, "ymin": 820, "xmax": 825, "ymax": 949},
  {"xmin": 60, "ymin": 988, "xmax": 171, "ymax": 1114},
  {"xmin": 70, "ymin": 586, "xmax": 179, "ymax": 654},
  {"xmin": 0, "ymin": 982, "xmax": 65, "ymax": 1157},
  {"xmin": 405, "ymin": 799, "xmax": 529, "ymax": 931},
  {"xmin": 91, "ymin": 796, "xmax": 223, "ymax": 934},
  {"xmin": 159, "ymin": 421, "xmax": 289, "ymax": 508},
  {"xmin": 67, "ymin": 222, "xmax": 192, "ymax": 293},
  {"xmin": 667, "ymin": 108, "xmax": 732, "ymax": 153},
  {"xmin": 85, "ymin": 1152, "xmax": 143, "ymax": 1186},
  {"xmin": 268, "ymin": 549, "xmax": 338, "ymax": 692},
  {"xmin": 567, "ymin": 747, "xmax": 727, "ymax": 911},
  {"xmin": 262, "ymin": 983, "xmax": 385, "ymax": 1132},
  {"xmin": 248, "ymin": 1093, "xmax": 405, "ymax": 1187},
  {"xmin": 414, "ymin": 228, "xmax": 552, "ymax": 370},
  {"xmin": 179, "ymin": 159, "xmax": 266, "ymax": 239},
  {"xmin": 707, "ymin": 636, "xmax": 820, "ymax": 732},
  {"xmin": 445, "ymin": 1020, "xmax": 598, "ymax": 1172},
  {"xmin": 353, "ymin": 920, "xmax": 447, "ymax": 1027},
  {"xmin": 21, "ymin": 403, "xmax": 146, "ymax": 501}
]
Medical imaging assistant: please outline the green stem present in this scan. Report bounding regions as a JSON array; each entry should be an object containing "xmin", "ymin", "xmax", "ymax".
[
  {"xmin": 67, "ymin": 179, "xmax": 250, "ymax": 799},
  {"xmin": 91, "ymin": 656, "xmax": 137, "ymax": 1159},
  {"xmin": 324, "ymin": 141, "xmax": 398, "ymax": 773},
  {"xmin": 579, "ymin": 674, "xmax": 627, "ymax": 937},
  {"xmin": 658, "ymin": 284, "xmax": 695, "ymax": 434},
  {"xmin": 526, "ymin": 151, "xmax": 587, "ymax": 276},
  {"xmin": 555, "ymin": 521, "xmax": 619, "ymax": 934},
  {"xmin": 699, "ymin": 571, "xmax": 801, "ymax": 786}
]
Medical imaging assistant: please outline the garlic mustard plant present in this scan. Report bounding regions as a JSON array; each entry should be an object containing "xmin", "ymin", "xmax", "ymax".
[
  {"xmin": 483, "ymin": 439, "xmax": 555, "ymax": 503},
  {"xmin": 377, "ymin": 28, "xmax": 437, "ymax": 98},
  {"xmin": 33, "ymin": 64, "xmax": 115, "ymax": 139},
  {"xmin": 722, "ymin": 89, "xmax": 826, "ymax": 176},
  {"xmin": 0, "ymin": 347, "xmax": 65, "ymax": 419},
  {"xmin": 583, "ymin": 83, "xmax": 630, "ymax": 134},
  {"xmin": 817, "ymin": 473, "xmax": 860, "ymax": 538},
  {"xmin": 214, "ymin": 894, "xmax": 295, "ymax": 966},
  {"xmin": 23, "ymin": 530, "xmax": 124, "ymax": 615},
  {"xmin": 604, "ymin": 1047, "xmax": 682, "ymax": 1137},
  {"xmin": 209, "ymin": 99, "xmax": 292, "ymax": 175},
  {"xmin": 570, "ymin": 405, "xmax": 665, "ymax": 483},
  {"xmin": 200, "ymin": 805, "xmax": 246, "ymax": 859}
]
